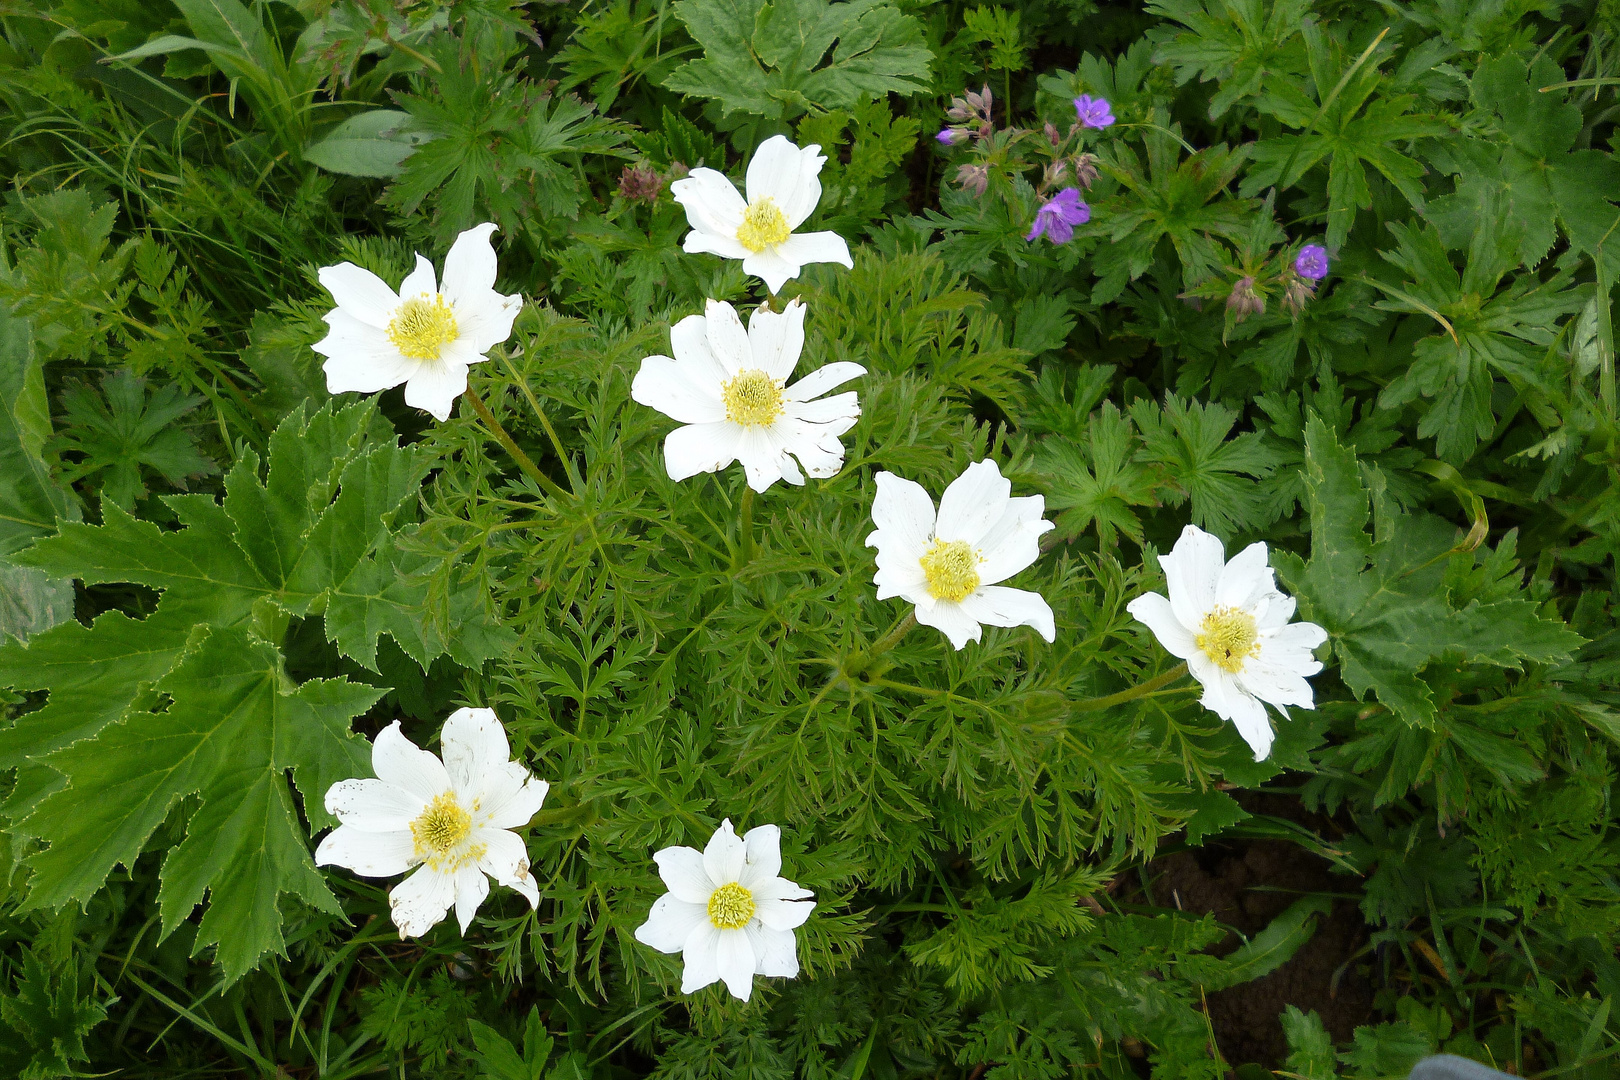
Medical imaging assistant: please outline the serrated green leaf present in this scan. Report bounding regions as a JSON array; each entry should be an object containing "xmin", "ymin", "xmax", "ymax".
[
  {"xmin": 304, "ymin": 110, "xmax": 424, "ymax": 178},
  {"xmin": 21, "ymin": 627, "xmax": 378, "ymax": 980},
  {"xmin": 663, "ymin": 0, "xmax": 932, "ymax": 120}
]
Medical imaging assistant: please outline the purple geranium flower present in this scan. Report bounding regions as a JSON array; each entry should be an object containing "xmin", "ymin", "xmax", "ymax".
[
  {"xmin": 1026, "ymin": 187, "xmax": 1091, "ymax": 244},
  {"xmin": 1073, "ymin": 94, "xmax": 1115, "ymax": 129},
  {"xmin": 1295, "ymin": 244, "xmax": 1329, "ymax": 281},
  {"xmin": 936, "ymin": 127, "xmax": 965, "ymax": 146}
]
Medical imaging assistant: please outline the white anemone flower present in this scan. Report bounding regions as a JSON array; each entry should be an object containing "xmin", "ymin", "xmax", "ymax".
[
  {"xmin": 1126, "ymin": 524, "xmax": 1329, "ymax": 761},
  {"xmin": 866, "ymin": 459, "xmax": 1057, "ymax": 650},
  {"xmin": 631, "ymin": 298, "xmax": 864, "ymax": 493},
  {"xmin": 670, "ymin": 135, "xmax": 853, "ymax": 294},
  {"xmin": 633, "ymin": 820, "xmax": 815, "ymax": 1002},
  {"xmin": 312, "ymin": 223, "xmax": 523, "ymax": 422},
  {"xmin": 315, "ymin": 708, "xmax": 548, "ymax": 939}
]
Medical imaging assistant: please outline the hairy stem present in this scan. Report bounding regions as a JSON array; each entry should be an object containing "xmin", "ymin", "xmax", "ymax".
[
  {"xmin": 462, "ymin": 385, "xmax": 569, "ymax": 501},
  {"xmin": 1067, "ymin": 662, "xmax": 1191, "ymax": 714}
]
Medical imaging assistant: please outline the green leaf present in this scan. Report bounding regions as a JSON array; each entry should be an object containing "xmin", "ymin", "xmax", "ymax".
[
  {"xmin": 0, "ymin": 403, "xmax": 510, "ymax": 980},
  {"xmin": 468, "ymin": 1007, "xmax": 555, "ymax": 1080},
  {"xmin": 1200, "ymin": 896, "xmax": 1332, "ymax": 991},
  {"xmin": 1273, "ymin": 419, "xmax": 1583, "ymax": 727},
  {"xmin": 1279, "ymin": 1006, "xmax": 1338, "ymax": 1080},
  {"xmin": 304, "ymin": 110, "xmax": 425, "ymax": 178},
  {"xmin": 0, "ymin": 948, "xmax": 111, "ymax": 1079},
  {"xmin": 53, "ymin": 371, "xmax": 217, "ymax": 510},
  {"xmin": 663, "ymin": 0, "xmax": 933, "ymax": 120},
  {"xmin": 1144, "ymin": 0, "xmax": 1310, "ymax": 119},
  {"xmin": 1131, "ymin": 393, "xmax": 1285, "ymax": 535},
  {"xmin": 1038, "ymin": 402, "xmax": 1160, "ymax": 548}
]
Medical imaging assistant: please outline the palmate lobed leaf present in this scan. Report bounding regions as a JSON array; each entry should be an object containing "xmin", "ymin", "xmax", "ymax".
[
  {"xmin": 1273, "ymin": 418, "xmax": 1583, "ymax": 728},
  {"xmin": 0, "ymin": 402, "xmax": 512, "ymax": 980}
]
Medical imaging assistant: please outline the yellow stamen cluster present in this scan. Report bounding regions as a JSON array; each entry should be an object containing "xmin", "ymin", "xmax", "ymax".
[
  {"xmin": 707, "ymin": 881, "xmax": 756, "ymax": 929},
  {"xmin": 410, "ymin": 792, "xmax": 478, "ymax": 870},
  {"xmin": 1196, "ymin": 605, "xmax": 1260, "ymax": 673},
  {"xmin": 722, "ymin": 369, "xmax": 785, "ymax": 427},
  {"xmin": 388, "ymin": 293, "xmax": 459, "ymax": 360},
  {"xmin": 736, "ymin": 197, "xmax": 791, "ymax": 253},
  {"xmin": 920, "ymin": 539, "xmax": 981, "ymax": 602}
]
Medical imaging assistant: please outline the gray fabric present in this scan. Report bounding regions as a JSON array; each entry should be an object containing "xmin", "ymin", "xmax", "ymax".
[{"xmin": 1408, "ymin": 1055, "xmax": 1516, "ymax": 1080}]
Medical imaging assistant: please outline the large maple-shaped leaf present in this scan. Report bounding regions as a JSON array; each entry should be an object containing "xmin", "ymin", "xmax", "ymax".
[
  {"xmin": 21, "ymin": 629, "xmax": 380, "ymax": 979},
  {"xmin": 663, "ymin": 0, "xmax": 933, "ymax": 120},
  {"xmin": 1144, "ymin": 0, "xmax": 1310, "ymax": 119},
  {"xmin": 1272, "ymin": 418, "xmax": 1582, "ymax": 727},
  {"xmin": 0, "ymin": 402, "xmax": 512, "ymax": 979}
]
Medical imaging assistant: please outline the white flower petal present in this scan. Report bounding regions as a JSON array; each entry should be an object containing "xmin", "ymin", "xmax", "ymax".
[
  {"xmin": 398, "ymin": 253, "xmax": 437, "ymax": 300},
  {"xmin": 746, "ymin": 299, "xmax": 806, "ymax": 383},
  {"xmin": 753, "ymin": 894, "xmax": 815, "ymax": 931},
  {"xmin": 741, "ymin": 248, "xmax": 802, "ymax": 295},
  {"xmin": 1192, "ymin": 658, "xmax": 1274, "ymax": 761},
  {"xmin": 314, "ymin": 824, "xmax": 417, "ymax": 877},
  {"xmin": 441, "ymin": 222, "xmax": 499, "ymax": 305},
  {"xmin": 935, "ymin": 460, "xmax": 1012, "ymax": 546},
  {"xmin": 1126, "ymin": 592, "xmax": 1199, "ymax": 659},
  {"xmin": 478, "ymin": 770, "xmax": 548, "ymax": 831},
  {"xmin": 913, "ymin": 598, "xmax": 985, "ymax": 650},
  {"xmin": 474, "ymin": 826, "xmax": 535, "ymax": 891},
  {"xmin": 715, "ymin": 927, "xmax": 757, "ymax": 1001},
  {"xmin": 316, "ymin": 311, "xmax": 417, "ymax": 394},
  {"xmin": 737, "ymin": 824, "xmax": 782, "ymax": 889},
  {"xmin": 654, "ymin": 845, "xmax": 715, "ymax": 903},
  {"xmin": 439, "ymin": 707, "xmax": 506, "ymax": 802},
  {"xmin": 1253, "ymin": 590, "xmax": 1299, "ymax": 630},
  {"xmin": 867, "ymin": 472, "xmax": 936, "ymax": 560},
  {"xmin": 324, "ymin": 777, "xmax": 423, "ymax": 831},
  {"xmin": 974, "ymin": 495, "xmax": 1053, "ymax": 586},
  {"xmin": 746, "ymin": 924, "xmax": 800, "ymax": 978},
  {"xmin": 773, "ymin": 230, "xmax": 852, "ymax": 271},
  {"xmin": 679, "ymin": 921, "xmax": 722, "ymax": 994},
  {"xmin": 785, "ymin": 363, "xmax": 865, "ymax": 405},
  {"xmin": 683, "ymin": 229, "xmax": 753, "ymax": 260},
  {"xmin": 1237, "ymin": 657, "xmax": 1316, "ymax": 710},
  {"xmin": 663, "ymin": 421, "xmax": 743, "ymax": 482},
  {"xmin": 753, "ymin": 876, "xmax": 814, "ymax": 902},
  {"xmin": 957, "ymin": 585, "xmax": 1055, "ymax": 643},
  {"xmin": 736, "ymin": 426, "xmax": 787, "ymax": 492},
  {"xmin": 632, "ymin": 355, "xmax": 727, "ymax": 424},
  {"xmin": 388, "ymin": 864, "xmax": 457, "ymax": 938},
  {"xmin": 703, "ymin": 300, "xmax": 753, "ymax": 375},
  {"xmin": 319, "ymin": 262, "xmax": 399, "ymax": 327},
  {"xmin": 703, "ymin": 819, "xmax": 747, "ymax": 886},
  {"xmin": 402, "ymin": 360, "xmax": 469, "ymax": 422},
  {"xmin": 745, "ymin": 136, "xmax": 824, "ymax": 228},
  {"xmin": 671, "ymin": 169, "xmax": 747, "ymax": 239},
  {"xmin": 453, "ymin": 864, "xmax": 490, "ymax": 934},
  {"xmin": 1266, "ymin": 618, "xmax": 1328, "ymax": 654},
  {"xmin": 779, "ymin": 423, "xmax": 848, "ymax": 480},
  {"xmin": 636, "ymin": 894, "xmax": 708, "ymax": 953},
  {"xmin": 1160, "ymin": 525, "xmax": 1226, "ymax": 630},
  {"xmin": 371, "ymin": 721, "xmax": 452, "ymax": 802},
  {"xmin": 669, "ymin": 312, "xmax": 732, "ymax": 385},
  {"xmin": 1215, "ymin": 541, "xmax": 1275, "ymax": 610},
  {"xmin": 783, "ymin": 393, "xmax": 861, "ymax": 429},
  {"xmin": 454, "ymin": 289, "xmax": 523, "ymax": 354}
]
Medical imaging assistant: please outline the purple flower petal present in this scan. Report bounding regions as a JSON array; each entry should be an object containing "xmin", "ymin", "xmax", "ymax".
[
  {"xmin": 1073, "ymin": 94, "xmax": 1116, "ymax": 129},
  {"xmin": 1295, "ymin": 244, "xmax": 1329, "ymax": 281}
]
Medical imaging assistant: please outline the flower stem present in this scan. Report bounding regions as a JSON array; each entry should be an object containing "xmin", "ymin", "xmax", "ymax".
[
  {"xmin": 461, "ymin": 385, "xmax": 569, "ymax": 501},
  {"xmin": 498, "ymin": 351, "xmax": 580, "ymax": 493},
  {"xmin": 867, "ymin": 612, "xmax": 916, "ymax": 659},
  {"xmin": 734, "ymin": 486, "xmax": 757, "ymax": 567},
  {"xmin": 1067, "ymin": 662, "xmax": 1190, "ymax": 714}
]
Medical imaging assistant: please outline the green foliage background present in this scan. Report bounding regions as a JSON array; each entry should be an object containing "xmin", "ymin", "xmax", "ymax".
[{"xmin": 0, "ymin": 0, "xmax": 1618, "ymax": 1077}]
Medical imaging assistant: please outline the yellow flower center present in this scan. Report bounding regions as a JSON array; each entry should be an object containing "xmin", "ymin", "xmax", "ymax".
[
  {"xmin": 707, "ymin": 881, "xmax": 756, "ymax": 929},
  {"xmin": 1196, "ymin": 605, "xmax": 1260, "ymax": 673},
  {"xmin": 721, "ymin": 369, "xmax": 785, "ymax": 427},
  {"xmin": 409, "ymin": 792, "xmax": 481, "ymax": 871},
  {"xmin": 387, "ymin": 293, "xmax": 459, "ymax": 360},
  {"xmin": 736, "ymin": 196, "xmax": 791, "ymax": 253},
  {"xmin": 920, "ymin": 538, "xmax": 981, "ymax": 602}
]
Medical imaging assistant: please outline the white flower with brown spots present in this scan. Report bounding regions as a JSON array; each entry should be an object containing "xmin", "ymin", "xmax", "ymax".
[
  {"xmin": 315, "ymin": 708, "xmax": 547, "ymax": 939},
  {"xmin": 1126, "ymin": 524, "xmax": 1329, "ymax": 761},
  {"xmin": 312, "ymin": 223, "xmax": 522, "ymax": 422},
  {"xmin": 866, "ymin": 459, "xmax": 1057, "ymax": 650},
  {"xmin": 634, "ymin": 820, "xmax": 815, "ymax": 1002},
  {"xmin": 631, "ymin": 298, "xmax": 864, "ymax": 493},
  {"xmin": 670, "ymin": 135, "xmax": 853, "ymax": 294}
]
